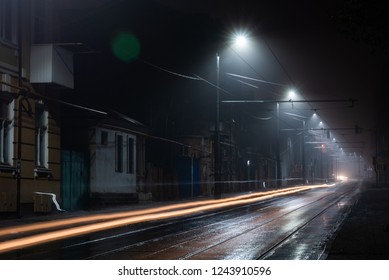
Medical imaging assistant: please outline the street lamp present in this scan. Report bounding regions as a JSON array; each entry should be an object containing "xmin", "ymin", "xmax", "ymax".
[
  {"xmin": 276, "ymin": 89, "xmax": 298, "ymax": 187},
  {"xmin": 276, "ymin": 102, "xmax": 281, "ymax": 187},
  {"xmin": 282, "ymin": 111, "xmax": 307, "ymax": 185},
  {"xmin": 214, "ymin": 33, "xmax": 249, "ymax": 199},
  {"xmin": 234, "ymin": 35, "xmax": 248, "ymax": 48},
  {"xmin": 288, "ymin": 90, "xmax": 296, "ymax": 100},
  {"xmin": 214, "ymin": 53, "xmax": 221, "ymax": 199}
]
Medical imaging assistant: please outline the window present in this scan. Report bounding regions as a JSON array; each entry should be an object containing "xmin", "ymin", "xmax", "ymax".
[
  {"xmin": 127, "ymin": 137, "xmax": 135, "ymax": 174},
  {"xmin": 0, "ymin": 0, "xmax": 17, "ymax": 45},
  {"xmin": 115, "ymin": 134, "xmax": 123, "ymax": 172},
  {"xmin": 0, "ymin": 74, "xmax": 14, "ymax": 166},
  {"xmin": 0, "ymin": 94, "xmax": 13, "ymax": 165},
  {"xmin": 35, "ymin": 101, "xmax": 48, "ymax": 168}
]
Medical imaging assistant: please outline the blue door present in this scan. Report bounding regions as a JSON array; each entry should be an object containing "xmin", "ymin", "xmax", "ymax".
[
  {"xmin": 176, "ymin": 156, "xmax": 200, "ymax": 198},
  {"xmin": 61, "ymin": 150, "xmax": 89, "ymax": 210}
]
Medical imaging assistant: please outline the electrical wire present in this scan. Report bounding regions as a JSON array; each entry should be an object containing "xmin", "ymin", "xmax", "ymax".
[
  {"xmin": 226, "ymin": 72, "xmax": 287, "ymax": 87},
  {"xmin": 140, "ymin": 59, "xmax": 202, "ymax": 81}
]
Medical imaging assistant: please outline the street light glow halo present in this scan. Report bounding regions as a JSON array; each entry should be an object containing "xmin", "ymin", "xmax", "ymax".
[
  {"xmin": 231, "ymin": 31, "xmax": 249, "ymax": 48},
  {"xmin": 288, "ymin": 89, "xmax": 296, "ymax": 100},
  {"xmin": 235, "ymin": 34, "xmax": 248, "ymax": 47}
]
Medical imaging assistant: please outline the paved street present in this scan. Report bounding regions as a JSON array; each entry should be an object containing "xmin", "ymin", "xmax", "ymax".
[{"xmin": 0, "ymin": 182, "xmax": 360, "ymax": 260}]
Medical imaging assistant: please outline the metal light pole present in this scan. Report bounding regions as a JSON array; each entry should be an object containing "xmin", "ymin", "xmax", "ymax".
[
  {"xmin": 213, "ymin": 34, "xmax": 249, "ymax": 198},
  {"xmin": 276, "ymin": 102, "xmax": 281, "ymax": 187},
  {"xmin": 214, "ymin": 53, "xmax": 221, "ymax": 199}
]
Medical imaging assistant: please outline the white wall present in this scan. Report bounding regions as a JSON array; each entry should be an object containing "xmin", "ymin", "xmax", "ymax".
[{"xmin": 89, "ymin": 127, "xmax": 137, "ymax": 193}]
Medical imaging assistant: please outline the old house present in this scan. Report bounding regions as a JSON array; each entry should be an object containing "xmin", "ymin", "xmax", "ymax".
[
  {"xmin": 0, "ymin": 1, "xmax": 64, "ymax": 214},
  {"xmin": 60, "ymin": 107, "xmax": 148, "ymax": 210}
]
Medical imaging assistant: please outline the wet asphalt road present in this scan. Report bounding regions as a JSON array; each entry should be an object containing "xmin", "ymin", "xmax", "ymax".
[{"xmin": 0, "ymin": 181, "xmax": 360, "ymax": 260}]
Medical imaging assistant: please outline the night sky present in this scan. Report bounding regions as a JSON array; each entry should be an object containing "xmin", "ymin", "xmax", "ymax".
[{"xmin": 59, "ymin": 0, "xmax": 388, "ymax": 159}]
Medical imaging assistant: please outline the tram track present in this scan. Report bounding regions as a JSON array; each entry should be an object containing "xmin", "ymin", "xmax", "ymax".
[
  {"xmin": 182, "ymin": 183, "xmax": 358, "ymax": 260},
  {"xmin": 179, "ymin": 189, "xmax": 352, "ymax": 259},
  {"xmin": 255, "ymin": 186, "xmax": 357, "ymax": 260},
  {"xmin": 0, "ymin": 182, "xmax": 360, "ymax": 259},
  {"xmin": 89, "ymin": 182, "xmax": 358, "ymax": 260}
]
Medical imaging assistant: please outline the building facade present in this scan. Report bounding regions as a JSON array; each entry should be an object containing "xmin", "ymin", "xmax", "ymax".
[{"xmin": 0, "ymin": 1, "xmax": 62, "ymax": 214}]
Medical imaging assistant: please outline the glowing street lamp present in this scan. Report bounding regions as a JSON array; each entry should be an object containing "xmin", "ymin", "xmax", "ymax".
[
  {"xmin": 214, "ymin": 33, "xmax": 249, "ymax": 199},
  {"xmin": 234, "ymin": 34, "xmax": 248, "ymax": 48},
  {"xmin": 288, "ymin": 90, "xmax": 296, "ymax": 100}
]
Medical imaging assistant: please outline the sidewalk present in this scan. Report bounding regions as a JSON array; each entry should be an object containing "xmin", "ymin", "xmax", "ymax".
[{"xmin": 326, "ymin": 181, "xmax": 389, "ymax": 259}]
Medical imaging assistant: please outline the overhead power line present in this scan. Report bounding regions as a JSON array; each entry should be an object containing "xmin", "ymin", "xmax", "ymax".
[
  {"xmin": 226, "ymin": 72, "xmax": 287, "ymax": 87},
  {"xmin": 141, "ymin": 59, "xmax": 202, "ymax": 80}
]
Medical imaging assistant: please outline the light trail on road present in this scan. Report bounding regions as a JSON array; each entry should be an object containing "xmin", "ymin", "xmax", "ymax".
[
  {"xmin": 0, "ymin": 184, "xmax": 331, "ymax": 237},
  {"xmin": 0, "ymin": 184, "xmax": 332, "ymax": 253}
]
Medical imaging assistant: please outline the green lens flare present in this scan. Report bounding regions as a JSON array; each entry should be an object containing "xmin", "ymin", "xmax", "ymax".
[{"xmin": 111, "ymin": 32, "xmax": 140, "ymax": 62}]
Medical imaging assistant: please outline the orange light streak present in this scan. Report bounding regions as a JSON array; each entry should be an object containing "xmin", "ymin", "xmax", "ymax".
[
  {"xmin": 0, "ymin": 185, "xmax": 319, "ymax": 237},
  {"xmin": 0, "ymin": 184, "xmax": 330, "ymax": 253}
]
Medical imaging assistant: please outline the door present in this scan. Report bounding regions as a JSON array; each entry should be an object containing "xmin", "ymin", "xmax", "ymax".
[
  {"xmin": 61, "ymin": 150, "xmax": 89, "ymax": 210},
  {"xmin": 176, "ymin": 156, "xmax": 200, "ymax": 198}
]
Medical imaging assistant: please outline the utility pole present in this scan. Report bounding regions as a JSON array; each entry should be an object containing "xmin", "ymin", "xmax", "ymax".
[
  {"xmin": 276, "ymin": 103, "xmax": 281, "ymax": 187},
  {"xmin": 214, "ymin": 53, "xmax": 221, "ymax": 199}
]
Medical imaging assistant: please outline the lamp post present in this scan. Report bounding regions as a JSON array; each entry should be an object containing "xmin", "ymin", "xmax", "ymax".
[
  {"xmin": 214, "ymin": 53, "xmax": 221, "ymax": 199},
  {"xmin": 214, "ymin": 33, "xmax": 249, "ymax": 199},
  {"xmin": 276, "ymin": 102, "xmax": 281, "ymax": 187},
  {"xmin": 281, "ymin": 110, "xmax": 307, "ymax": 185}
]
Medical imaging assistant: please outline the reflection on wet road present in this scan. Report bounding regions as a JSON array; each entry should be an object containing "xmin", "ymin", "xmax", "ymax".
[{"xmin": 0, "ymin": 181, "xmax": 360, "ymax": 259}]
